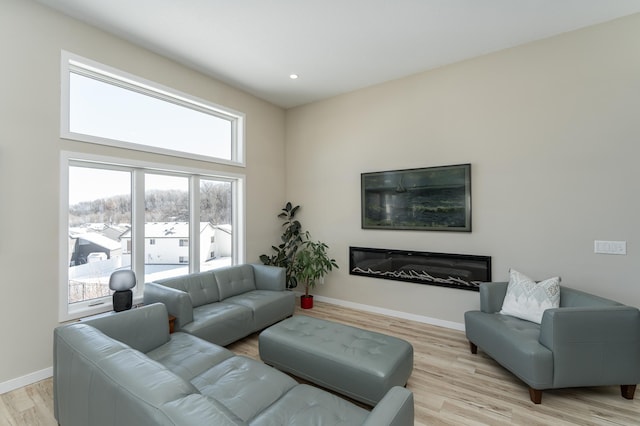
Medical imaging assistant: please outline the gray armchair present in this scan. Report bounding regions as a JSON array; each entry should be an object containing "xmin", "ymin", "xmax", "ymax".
[{"xmin": 465, "ymin": 282, "xmax": 640, "ymax": 403}]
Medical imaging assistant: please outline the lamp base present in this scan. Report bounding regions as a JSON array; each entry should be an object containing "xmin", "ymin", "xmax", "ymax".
[{"xmin": 113, "ymin": 290, "xmax": 133, "ymax": 312}]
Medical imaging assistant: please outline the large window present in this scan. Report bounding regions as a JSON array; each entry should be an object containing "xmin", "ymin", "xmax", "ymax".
[
  {"xmin": 60, "ymin": 152, "xmax": 245, "ymax": 321},
  {"xmin": 67, "ymin": 166, "xmax": 132, "ymax": 305},
  {"xmin": 61, "ymin": 51, "xmax": 245, "ymax": 166}
]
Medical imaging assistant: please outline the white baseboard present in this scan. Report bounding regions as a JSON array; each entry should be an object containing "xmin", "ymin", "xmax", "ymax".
[
  {"xmin": 303, "ymin": 293, "xmax": 466, "ymax": 331},
  {"xmin": 0, "ymin": 367, "xmax": 53, "ymax": 395}
]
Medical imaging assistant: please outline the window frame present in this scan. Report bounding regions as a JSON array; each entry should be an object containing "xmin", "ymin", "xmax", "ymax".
[
  {"xmin": 59, "ymin": 151, "xmax": 246, "ymax": 322},
  {"xmin": 60, "ymin": 50, "xmax": 246, "ymax": 167}
]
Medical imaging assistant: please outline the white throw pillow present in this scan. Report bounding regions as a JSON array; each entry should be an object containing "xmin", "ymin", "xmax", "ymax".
[{"xmin": 499, "ymin": 269, "xmax": 560, "ymax": 324}]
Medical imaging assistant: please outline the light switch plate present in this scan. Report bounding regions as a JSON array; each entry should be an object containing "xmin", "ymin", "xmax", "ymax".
[{"xmin": 594, "ymin": 240, "xmax": 627, "ymax": 255}]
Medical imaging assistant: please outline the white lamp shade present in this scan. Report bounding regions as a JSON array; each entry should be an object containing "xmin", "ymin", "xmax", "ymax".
[{"xmin": 109, "ymin": 270, "xmax": 137, "ymax": 291}]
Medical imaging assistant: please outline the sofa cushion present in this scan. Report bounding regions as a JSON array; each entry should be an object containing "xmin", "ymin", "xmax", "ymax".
[
  {"xmin": 252, "ymin": 264, "xmax": 286, "ymax": 291},
  {"xmin": 146, "ymin": 332, "xmax": 236, "ymax": 382},
  {"xmin": 161, "ymin": 395, "xmax": 246, "ymax": 426},
  {"xmin": 192, "ymin": 356, "xmax": 297, "ymax": 423},
  {"xmin": 248, "ymin": 384, "xmax": 369, "ymax": 426},
  {"xmin": 99, "ymin": 349, "xmax": 200, "ymax": 403},
  {"xmin": 157, "ymin": 271, "xmax": 220, "ymax": 308},
  {"xmin": 183, "ymin": 303, "xmax": 253, "ymax": 346},
  {"xmin": 500, "ymin": 269, "xmax": 560, "ymax": 324},
  {"xmin": 224, "ymin": 290, "xmax": 295, "ymax": 330},
  {"xmin": 214, "ymin": 264, "xmax": 257, "ymax": 300}
]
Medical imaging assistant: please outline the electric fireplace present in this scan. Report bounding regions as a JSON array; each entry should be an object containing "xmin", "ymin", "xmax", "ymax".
[{"xmin": 349, "ymin": 246, "xmax": 491, "ymax": 291}]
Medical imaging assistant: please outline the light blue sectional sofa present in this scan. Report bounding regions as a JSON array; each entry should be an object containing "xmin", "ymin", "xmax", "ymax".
[
  {"xmin": 144, "ymin": 264, "xmax": 295, "ymax": 346},
  {"xmin": 53, "ymin": 303, "xmax": 414, "ymax": 425},
  {"xmin": 465, "ymin": 282, "xmax": 640, "ymax": 404}
]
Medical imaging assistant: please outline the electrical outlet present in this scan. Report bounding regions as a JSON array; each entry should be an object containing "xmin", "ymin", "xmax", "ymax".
[{"xmin": 594, "ymin": 240, "xmax": 627, "ymax": 255}]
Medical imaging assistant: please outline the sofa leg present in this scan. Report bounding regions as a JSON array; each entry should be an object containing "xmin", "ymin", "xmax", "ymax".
[
  {"xmin": 469, "ymin": 341, "xmax": 477, "ymax": 354},
  {"xmin": 621, "ymin": 384, "xmax": 636, "ymax": 400},
  {"xmin": 529, "ymin": 388, "xmax": 542, "ymax": 404}
]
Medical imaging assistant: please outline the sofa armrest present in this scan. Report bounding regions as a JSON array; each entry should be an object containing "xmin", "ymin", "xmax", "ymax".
[
  {"xmin": 252, "ymin": 264, "xmax": 286, "ymax": 291},
  {"xmin": 144, "ymin": 282, "xmax": 194, "ymax": 329},
  {"xmin": 479, "ymin": 282, "xmax": 508, "ymax": 313},
  {"xmin": 539, "ymin": 306, "xmax": 640, "ymax": 387},
  {"xmin": 362, "ymin": 386, "xmax": 414, "ymax": 426},
  {"xmin": 82, "ymin": 303, "xmax": 170, "ymax": 353}
]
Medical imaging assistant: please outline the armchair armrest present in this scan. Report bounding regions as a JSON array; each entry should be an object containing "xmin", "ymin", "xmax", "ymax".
[
  {"xmin": 539, "ymin": 306, "xmax": 640, "ymax": 388},
  {"xmin": 143, "ymin": 282, "xmax": 194, "ymax": 329},
  {"xmin": 252, "ymin": 264, "xmax": 286, "ymax": 291},
  {"xmin": 362, "ymin": 386, "xmax": 414, "ymax": 426},
  {"xmin": 479, "ymin": 282, "xmax": 508, "ymax": 313}
]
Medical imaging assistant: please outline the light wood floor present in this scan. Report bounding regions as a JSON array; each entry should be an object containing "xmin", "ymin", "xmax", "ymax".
[{"xmin": 2, "ymin": 300, "xmax": 639, "ymax": 425}]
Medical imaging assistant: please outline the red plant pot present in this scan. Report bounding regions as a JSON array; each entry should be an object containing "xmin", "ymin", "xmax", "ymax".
[{"xmin": 300, "ymin": 295, "xmax": 314, "ymax": 309}]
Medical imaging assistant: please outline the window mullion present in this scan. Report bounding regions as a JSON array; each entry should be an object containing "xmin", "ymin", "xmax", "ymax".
[
  {"xmin": 190, "ymin": 176, "xmax": 200, "ymax": 274},
  {"xmin": 132, "ymin": 170, "xmax": 145, "ymax": 300}
]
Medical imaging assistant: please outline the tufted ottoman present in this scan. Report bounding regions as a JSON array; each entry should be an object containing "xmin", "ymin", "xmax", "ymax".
[{"xmin": 259, "ymin": 315, "xmax": 413, "ymax": 406}]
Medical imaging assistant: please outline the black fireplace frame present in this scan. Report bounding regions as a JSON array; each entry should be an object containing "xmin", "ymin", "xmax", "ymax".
[{"xmin": 349, "ymin": 246, "xmax": 491, "ymax": 292}]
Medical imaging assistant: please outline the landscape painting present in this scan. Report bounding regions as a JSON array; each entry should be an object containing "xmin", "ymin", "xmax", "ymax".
[{"xmin": 361, "ymin": 164, "xmax": 471, "ymax": 231}]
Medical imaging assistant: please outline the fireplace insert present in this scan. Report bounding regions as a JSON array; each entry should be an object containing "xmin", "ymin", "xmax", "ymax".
[{"xmin": 349, "ymin": 246, "xmax": 491, "ymax": 291}]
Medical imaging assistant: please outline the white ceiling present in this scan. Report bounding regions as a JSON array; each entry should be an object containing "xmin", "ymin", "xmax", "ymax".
[{"xmin": 36, "ymin": 0, "xmax": 640, "ymax": 108}]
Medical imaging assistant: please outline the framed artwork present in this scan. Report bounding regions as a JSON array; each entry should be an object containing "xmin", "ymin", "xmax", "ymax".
[{"xmin": 361, "ymin": 163, "xmax": 471, "ymax": 232}]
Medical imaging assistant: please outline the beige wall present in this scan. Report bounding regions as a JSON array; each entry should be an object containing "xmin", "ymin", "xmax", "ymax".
[
  {"xmin": 2, "ymin": 0, "xmax": 639, "ymax": 389},
  {"xmin": 285, "ymin": 14, "xmax": 640, "ymax": 322},
  {"xmin": 0, "ymin": 0, "xmax": 285, "ymax": 385}
]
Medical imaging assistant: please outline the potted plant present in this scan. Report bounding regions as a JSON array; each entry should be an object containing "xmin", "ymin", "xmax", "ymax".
[
  {"xmin": 260, "ymin": 202, "xmax": 303, "ymax": 289},
  {"xmin": 293, "ymin": 232, "xmax": 339, "ymax": 309}
]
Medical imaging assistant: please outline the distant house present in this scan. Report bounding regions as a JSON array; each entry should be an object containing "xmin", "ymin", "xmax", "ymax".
[
  {"xmin": 212, "ymin": 224, "xmax": 232, "ymax": 258},
  {"xmin": 69, "ymin": 232, "xmax": 122, "ymax": 266},
  {"xmin": 102, "ymin": 224, "xmax": 130, "ymax": 242},
  {"xmin": 120, "ymin": 222, "xmax": 223, "ymax": 265}
]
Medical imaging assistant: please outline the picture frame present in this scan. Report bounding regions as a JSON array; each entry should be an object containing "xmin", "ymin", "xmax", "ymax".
[{"xmin": 361, "ymin": 163, "xmax": 471, "ymax": 232}]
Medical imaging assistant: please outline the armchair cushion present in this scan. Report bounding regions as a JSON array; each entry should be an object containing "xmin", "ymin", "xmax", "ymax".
[
  {"xmin": 500, "ymin": 269, "xmax": 560, "ymax": 324},
  {"xmin": 464, "ymin": 310, "xmax": 554, "ymax": 389}
]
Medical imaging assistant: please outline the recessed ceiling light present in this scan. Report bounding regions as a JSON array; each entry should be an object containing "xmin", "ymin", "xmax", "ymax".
[{"xmin": 289, "ymin": 74, "xmax": 299, "ymax": 80}]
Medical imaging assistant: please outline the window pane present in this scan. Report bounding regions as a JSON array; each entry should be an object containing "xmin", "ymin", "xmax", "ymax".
[
  {"xmin": 69, "ymin": 72, "xmax": 233, "ymax": 160},
  {"xmin": 68, "ymin": 166, "xmax": 131, "ymax": 304},
  {"xmin": 200, "ymin": 179, "xmax": 232, "ymax": 271},
  {"xmin": 144, "ymin": 174, "xmax": 190, "ymax": 282}
]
